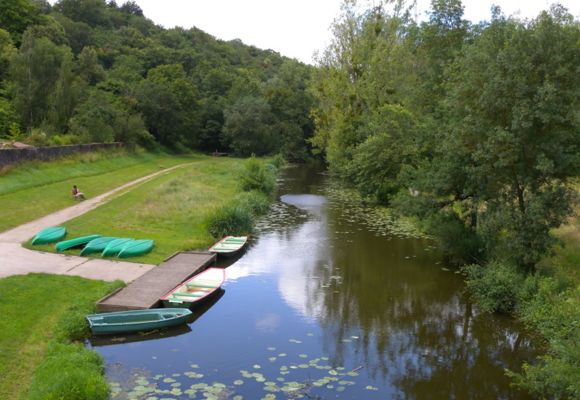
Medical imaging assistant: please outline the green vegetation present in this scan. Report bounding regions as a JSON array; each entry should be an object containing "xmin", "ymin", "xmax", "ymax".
[
  {"xmin": 0, "ymin": 0, "xmax": 313, "ymax": 158},
  {"xmin": 0, "ymin": 150, "xmax": 194, "ymax": 232},
  {"xmin": 37, "ymin": 156, "xmax": 263, "ymax": 264},
  {"xmin": 207, "ymin": 157, "xmax": 277, "ymax": 237},
  {"xmin": 0, "ymin": 274, "xmax": 123, "ymax": 400},
  {"xmin": 312, "ymin": 1, "xmax": 579, "ymax": 397}
]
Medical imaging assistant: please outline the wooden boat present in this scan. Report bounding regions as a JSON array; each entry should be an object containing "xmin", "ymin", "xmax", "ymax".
[
  {"xmin": 118, "ymin": 239, "xmax": 155, "ymax": 258},
  {"xmin": 208, "ymin": 236, "xmax": 248, "ymax": 257},
  {"xmin": 31, "ymin": 226, "xmax": 66, "ymax": 245},
  {"xmin": 160, "ymin": 268, "xmax": 225, "ymax": 308},
  {"xmin": 102, "ymin": 238, "xmax": 134, "ymax": 257},
  {"xmin": 86, "ymin": 308, "xmax": 192, "ymax": 335},
  {"xmin": 56, "ymin": 234, "xmax": 101, "ymax": 252},
  {"xmin": 80, "ymin": 236, "xmax": 119, "ymax": 256}
]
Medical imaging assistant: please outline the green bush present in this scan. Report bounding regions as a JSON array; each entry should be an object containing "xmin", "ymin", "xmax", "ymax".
[
  {"xmin": 207, "ymin": 203, "xmax": 254, "ymax": 238},
  {"xmin": 239, "ymin": 156, "xmax": 276, "ymax": 195},
  {"xmin": 53, "ymin": 304, "xmax": 94, "ymax": 343},
  {"xmin": 235, "ymin": 190, "xmax": 271, "ymax": 216},
  {"xmin": 28, "ymin": 343, "xmax": 109, "ymax": 400},
  {"xmin": 508, "ymin": 282, "xmax": 580, "ymax": 399},
  {"xmin": 463, "ymin": 261, "xmax": 524, "ymax": 314}
]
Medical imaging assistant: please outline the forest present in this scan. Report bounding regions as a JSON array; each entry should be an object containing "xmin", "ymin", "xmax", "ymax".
[
  {"xmin": 0, "ymin": 0, "xmax": 314, "ymax": 159},
  {"xmin": 1, "ymin": 0, "xmax": 579, "ymax": 398}
]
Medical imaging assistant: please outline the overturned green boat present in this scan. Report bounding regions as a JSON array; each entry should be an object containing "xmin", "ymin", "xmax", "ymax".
[
  {"xmin": 118, "ymin": 239, "xmax": 155, "ymax": 258},
  {"xmin": 80, "ymin": 236, "xmax": 119, "ymax": 256},
  {"xmin": 102, "ymin": 238, "xmax": 134, "ymax": 257},
  {"xmin": 86, "ymin": 308, "xmax": 192, "ymax": 335},
  {"xmin": 56, "ymin": 234, "xmax": 102, "ymax": 252},
  {"xmin": 31, "ymin": 226, "xmax": 66, "ymax": 245}
]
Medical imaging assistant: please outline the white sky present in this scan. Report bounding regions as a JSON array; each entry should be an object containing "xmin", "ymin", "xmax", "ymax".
[{"xmin": 48, "ymin": 0, "xmax": 580, "ymax": 64}]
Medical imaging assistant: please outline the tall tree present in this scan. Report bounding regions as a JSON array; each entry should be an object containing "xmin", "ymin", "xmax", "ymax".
[{"xmin": 9, "ymin": 30, "xmax": 74, "ymax": 131}]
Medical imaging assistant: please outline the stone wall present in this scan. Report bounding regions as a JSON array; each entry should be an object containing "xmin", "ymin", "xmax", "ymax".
[{"xmin": 0, "ymin": 143, "xmax": 123, "ymax": 167}]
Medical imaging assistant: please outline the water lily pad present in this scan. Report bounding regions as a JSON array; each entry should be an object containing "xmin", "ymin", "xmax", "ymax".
[
  {"xmin": 234, "ymin": 380, "xmax": 244, "ymax": 386},
  {"xmin": 162, "ymin": 378, "xmax": 176, "ymax": 383},
  {"xmin": 298, "ymin": 354, "xmax": 308, "ymax": 358},
  {"xmin": 267, "ymin": 347, "xmax": 276, "ymax": 351}
]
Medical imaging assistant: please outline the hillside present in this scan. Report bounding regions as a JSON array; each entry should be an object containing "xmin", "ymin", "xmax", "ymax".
[{"xmin": 0, "ymin": 0, "xmax": 314, "ymax": 159}]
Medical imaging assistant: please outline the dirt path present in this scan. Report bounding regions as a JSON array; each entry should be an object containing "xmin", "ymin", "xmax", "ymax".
[{"xmin": 0, "ymin": 163, "xmax": 190, "ymax": 282}]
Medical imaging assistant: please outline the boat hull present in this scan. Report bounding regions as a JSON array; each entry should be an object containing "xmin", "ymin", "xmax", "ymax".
[
  {"xmin": 80, "ymin": 236, "xmax": 119, "ymax": 256},
  {"xmin": 102, "ymin": 238, "xmax": 134, "ymax": 257},
  {"xmin": 56, "ymin": 235, "xmax": 102, "ymax": 252},
  {"xmin": 31, "ymin": 226, "xmax": 66, "ymax": 245},
  {"xmin": 160, "ymin": 268, "xmax": 225, "ymax": 308},
  {"xmin": 208, "ymin": 236, "xmax": 248, "ymax": 257},
  {"xmin": 86, "ymin": 308, "xmax": 192, "ymax": 335},
  {"xmin": 118, "ymin": 239, "xmax": 155, "ymax": 258}
]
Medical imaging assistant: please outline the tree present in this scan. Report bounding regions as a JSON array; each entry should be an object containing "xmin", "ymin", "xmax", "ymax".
[
  {"xmin": 9, "ymin": 30, "xmax": 74, "ymax": 131},
  {"xmin": 136, "ymin": 64, "xmax": 200, "ymax": 148},
  {"xmin": 222, "ymin": 96, "xmax": 276, "ymax": 156},
  {"xmin": 0, "ymin": 0, "xmax": 42, "ymax": 44},
  {"xmin": 398, "ymin": 7, "xmax": 580, "ymax": 269}
]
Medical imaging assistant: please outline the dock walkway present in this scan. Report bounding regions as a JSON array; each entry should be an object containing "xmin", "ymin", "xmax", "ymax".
[{"xmin": 97, "ymin": 251, "xmax": 216, "ymax": 312}]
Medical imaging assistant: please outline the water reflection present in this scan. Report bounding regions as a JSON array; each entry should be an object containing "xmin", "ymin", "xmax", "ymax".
[{"xmin": 96, "ymin": 164, "xmax": 537, "ymax": 399}]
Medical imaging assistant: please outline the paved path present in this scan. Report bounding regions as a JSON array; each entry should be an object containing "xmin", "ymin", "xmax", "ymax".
[{"xmin": 0, "ymin": 163, "xmax": 190, "ymax": 282}]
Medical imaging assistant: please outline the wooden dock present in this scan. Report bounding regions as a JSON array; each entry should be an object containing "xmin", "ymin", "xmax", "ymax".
[{"xmin": 97, "ymin": 251, "xmax": 216, "ymax": 312}]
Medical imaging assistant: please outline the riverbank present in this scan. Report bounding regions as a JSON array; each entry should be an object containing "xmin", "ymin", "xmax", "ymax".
[
  {"xmin": 0, "ymin": 274, "xmax": 123, "ymax": 399},
  {"xmin": 0, "ymin": 153, "xmax": 278, "ymax": 399},
  {"xmin": 24, "ymin": 156, "xmax": 274, "ymax": 264}
]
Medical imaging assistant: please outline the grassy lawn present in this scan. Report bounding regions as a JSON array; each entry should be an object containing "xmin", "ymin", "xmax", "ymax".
[
  {"xmin": 0, "ymin": 151, "xmax": 196, "ymax": 232},
  {"xmin": 0, "ymin": 274, "xmax": 120, "ymax": 400},
  {"xmin": 29, "ymin": 156, "xmax": 248, "ymax": 264}
]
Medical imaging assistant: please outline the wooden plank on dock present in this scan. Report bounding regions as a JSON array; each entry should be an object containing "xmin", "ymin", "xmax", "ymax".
[{"xmin": 97, "ymin": 251, "xmax": 216, "ymax": 312}]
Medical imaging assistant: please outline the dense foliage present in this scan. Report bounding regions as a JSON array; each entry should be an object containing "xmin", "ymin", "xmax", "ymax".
[
  {"xmin": 312, "ymin": 0, "xmax": 579, "ymax": 269},
  {"xmin": 311, "ymin": 1, "xmax": 579, "ymax": 396},
  {"xmin": 0, "ymin": 0, "xmax": 314, "ymax": 158}
]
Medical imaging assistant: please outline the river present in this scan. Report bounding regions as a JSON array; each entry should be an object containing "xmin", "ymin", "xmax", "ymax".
[{"xmin": 91, "ymin": 164, "xmax": 538, "ymax": 399}]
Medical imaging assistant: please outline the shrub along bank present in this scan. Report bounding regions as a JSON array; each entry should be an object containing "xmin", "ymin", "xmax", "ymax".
[
  {"xmin": 206, "ymin": 156, "xmax": 279, "ymax": 238},
  {"xmin": 464, "ymin": 223, "xmax": 580, "ymax": 399}
]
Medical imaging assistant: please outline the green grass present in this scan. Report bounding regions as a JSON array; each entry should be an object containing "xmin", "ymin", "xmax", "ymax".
[
  {"xmin": 0, "ymin": 274, "xmax": 122, "ymax": 400},
  {"xmin": 31, "ymin": 157, "xmax": 248, "ymax": 264},
  {"xmin": 0, "ymin": 150, "xmax": 196, "ymax": 232}
]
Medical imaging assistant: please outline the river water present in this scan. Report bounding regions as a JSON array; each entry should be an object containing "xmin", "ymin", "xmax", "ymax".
[{"xmin": 91, "ymin": 164, "xmax": 538, "ymax": 399}]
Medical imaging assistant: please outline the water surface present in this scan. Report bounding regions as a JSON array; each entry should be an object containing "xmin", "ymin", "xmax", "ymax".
[{"xmin": 92, "ymin": 164, "xmax": 537, "ymax": 399}]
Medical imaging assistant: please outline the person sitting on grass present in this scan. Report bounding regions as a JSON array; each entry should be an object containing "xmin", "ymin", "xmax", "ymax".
[{"xmin": 72, "ymin": 185, "xmax": 85, "ymax": 200}]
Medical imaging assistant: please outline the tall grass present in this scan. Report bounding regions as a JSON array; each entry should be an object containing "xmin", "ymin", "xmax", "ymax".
[
  {"xmin": 239, "ymin": 156, "xmax": 276, "ymax": 195},
  {"xmin": 206, "ymin": 158, "xmax": 277, "ymax": 238}
]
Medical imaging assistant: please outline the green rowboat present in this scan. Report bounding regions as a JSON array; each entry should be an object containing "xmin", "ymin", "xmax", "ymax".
[
  {"xmin": 31, "ymin": 226, "xmax": 66, "ymax": 245},
  {"xmin": 118, "ymin": 239, "xmax": 155, "ymax": 258},
  {"xmin": 102, "ymin": 238, "xmax": 134, "ymax": 257},
  {"xmin": 80, "ymin": 236, "xmax": 119, "ymax": 256},
  {"xmin": 56, "ymin": 234, "xmax": 102, "ymax": 252},
  {"xmin": 86, "ymin": 308, "xmax": 192, "ymax": 335},
  {"xmin": 208, "ymin": 236, "xmax": 248, "ymax": 257}
]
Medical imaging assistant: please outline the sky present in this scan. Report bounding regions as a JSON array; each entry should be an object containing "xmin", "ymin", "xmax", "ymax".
[{"xmin": 49, "ymin": 0, "xmax": 580, "ymax": 64}]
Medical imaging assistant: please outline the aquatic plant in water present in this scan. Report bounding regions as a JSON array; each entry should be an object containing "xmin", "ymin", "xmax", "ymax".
[{"xmin": 109, "ymin": 333, "xmax": 380, "ymax": 399}]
